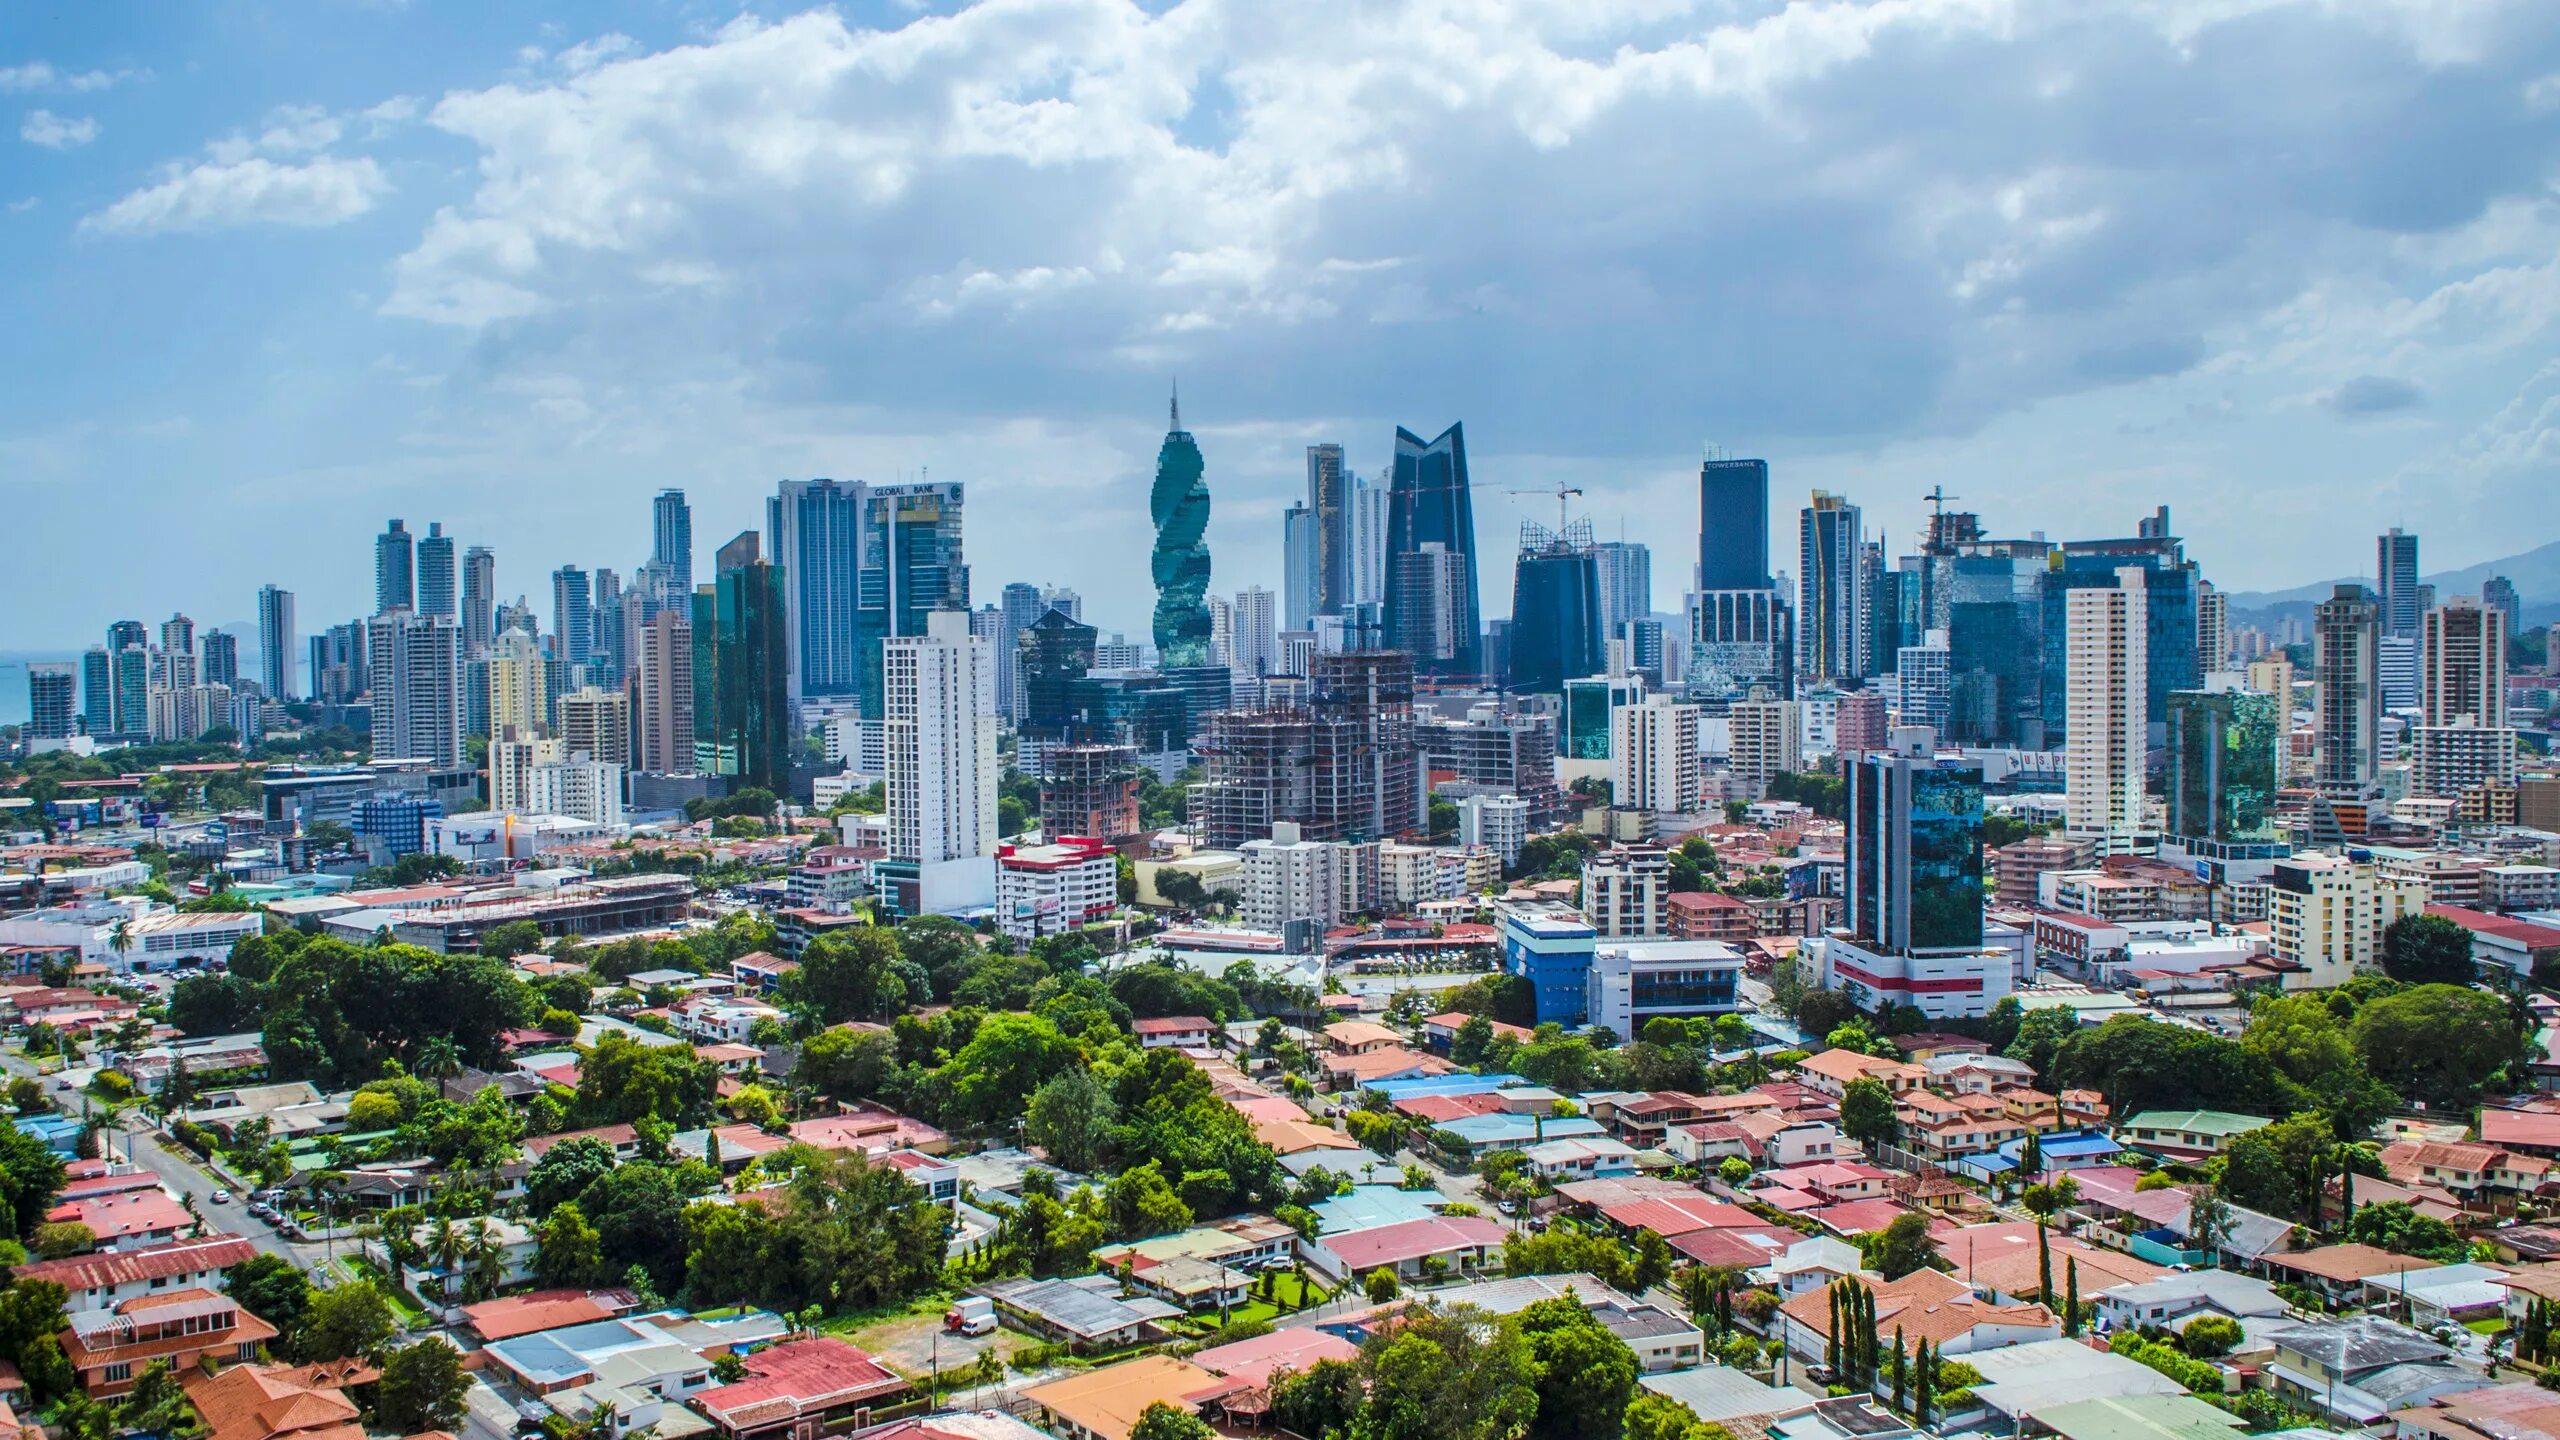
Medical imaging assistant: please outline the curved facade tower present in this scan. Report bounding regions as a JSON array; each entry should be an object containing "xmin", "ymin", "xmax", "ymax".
[{"xmin": 1151, "ymin": 389, "xmax": 1214, "ymax": 667}]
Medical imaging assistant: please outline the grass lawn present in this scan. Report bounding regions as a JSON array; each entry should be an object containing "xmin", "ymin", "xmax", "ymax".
[
  {"xmin": 2467, "ymin": 1317, "xmax": 2509, "ymax": 1335},
  {"xmin": 342, "ymin": 1259, "xmax": 432, "ymax": 1327}
]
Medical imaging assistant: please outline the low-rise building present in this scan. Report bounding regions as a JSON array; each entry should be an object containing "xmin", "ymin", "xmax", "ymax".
[
  {"xmin": 993, "ymin": 838, "xmax": 1119, "ymax": 944},
  {"xmin": 1587, "ymin": 938, "xmax": 1744, "ymax": 1041},
  {"xmin": 687, "ymin": 1337, "xmax": 908, "ymax": 1440},
  {"xmin": 62, "ymin": 1289, "xmax": 278, "ymax": 1396},
  {"xmin": 2116, "ymin": 1109, "xmax": 2271, "ymax": 1162}
]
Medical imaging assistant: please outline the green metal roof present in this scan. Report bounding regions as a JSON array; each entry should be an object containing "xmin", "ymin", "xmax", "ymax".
[
  {"xmin": 2037, "ymin": 1394, "xmax": 2249, "ymax": 1440},
  {"xmin": 2121, "ymin": 1109, "xmax": 2271, "ymax": 1136}
]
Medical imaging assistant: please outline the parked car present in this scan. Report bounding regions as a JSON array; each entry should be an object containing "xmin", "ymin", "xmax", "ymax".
[{"xmin": 209, "ymin": 1190, "xmax": 232, "ymax": 1205}]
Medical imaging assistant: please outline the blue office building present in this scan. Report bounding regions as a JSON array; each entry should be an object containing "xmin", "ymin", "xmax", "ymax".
[
  {"xmin": 1383, "ymin": 422, "xmax": 1482, "ymax": 682},
  {"xmin": 353, "ymin": 791, "xmax": 443, "ymax": 861},
  {"xmin": 1501, "ymin": 906, "xmax": 1597, "ymax": 1025},
  {"xmin": 1698, "ymin": 457, "xmax": 1771, "ymax": 591}
]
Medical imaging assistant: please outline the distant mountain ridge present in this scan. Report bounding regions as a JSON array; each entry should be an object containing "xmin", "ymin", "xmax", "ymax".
[{"xmin": 2225, "ymin": 538, "xmax": 2560, "ymax": 622}]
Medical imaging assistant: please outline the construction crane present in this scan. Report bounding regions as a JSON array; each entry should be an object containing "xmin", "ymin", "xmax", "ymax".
[{"xmin": 1507, "ymin": 481, "xmax": 1585, "ymax": 536}]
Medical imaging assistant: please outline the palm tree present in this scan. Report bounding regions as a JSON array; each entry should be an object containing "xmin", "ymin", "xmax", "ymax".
[
  {"xmin": 426, "ymin": 1216, "xmax": 466, "ymax": 1296},
  {"xmin": 108, "ymin": 918, "xmax": 132, "ymax": 971},
  {"xmin": 463, "ymin": 1218, "xmax": 506, "ymax": 1302},
  {"xmin": 414, "ymin": 1037, "xmax": 464, "ymax": 1083}
]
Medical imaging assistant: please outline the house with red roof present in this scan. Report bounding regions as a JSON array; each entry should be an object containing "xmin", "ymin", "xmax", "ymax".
[
  {"xmin": 1131, "ymin": 1016, "xmax": 1217, "ymax": 1050},
  {"xmin": 687, "ymin": 1338, "xmax": 907, "ymax": 1440},
  {"xmin": 2482, "ymin": 1107, "xmax": 2560, "ymax": 1158},
  {"xmin": 1305, "ymin": 1215, "xmax": 1506, "ymax": 1283},
  {"xmin": 61, "ymin": 1289, "xmax": 277, "ymax": 1397},
  {"xmin": 12, "ymin": 1233, "xmax": 256, "ymax": 1314},
  {"xmin": 52, "ymin": 1187, "xmax": 193, "ymax": 1252},
  {"xmin": 2428, "ymin": 904, "xmax": 2560, "ymax": 981}
]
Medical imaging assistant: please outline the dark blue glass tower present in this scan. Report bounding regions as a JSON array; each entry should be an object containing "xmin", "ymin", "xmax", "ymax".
[
  {"xmin": 1507, "ymin": 520, "xmax": 1601, "ymax": 695},
  {"xmin": 1384, "ymin": 423, "xmax": 1482, "ymax": 681},
  {"xmin": 1698, "ymin": 458, "xmax": 1771, "ymax": 591}
]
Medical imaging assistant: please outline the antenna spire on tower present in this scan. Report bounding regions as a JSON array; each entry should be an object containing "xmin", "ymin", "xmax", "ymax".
[{"xmin": 1170, "ymin": 379, "xmax": 1181, "ymax": 432}]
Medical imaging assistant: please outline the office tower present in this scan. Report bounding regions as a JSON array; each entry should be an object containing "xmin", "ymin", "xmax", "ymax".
[
  {"xmin": 2377, "ymin": 636, "xmax": 2418, "ymax": 712},
  {"xmin": 853, "ymin": 481, "xmax": 970, "ymax": 720},
  {"xmin": 376, "ymin": 520, "xmax": 415, "ymax": 613},
  {"xmin": 1507, "ymin": 519, "xmax": 1602, "ymax": 695},
  {"xmin": 1592, "ymin": 541, "xmax": 1652, "ymax": 642},
  {"xmin": 365, "ymin": 609, "xmax": 464, "ymax": 767},
  {"xmin": 2376, "ymin": 527, "xmax": 2420, "ymax": 639},
  {"xmin": 1728, "ymin": 694, "xmax": 1804, "ymax": 800},
  {"xmin": 1859, "ymin": 542, "xmax": 1897, "ymax": 670},
  {"xmin": 1617, "ymin": 619, "xmax": 1666, "ymax": 685},
  {"xmin": 1353, "ymin": 471, "xmax": 1390, "ymax": 608},
  {"xmin": 2483, "ymin": 575, "xmax": 2522, "ymax": 637},
  {"xmin": 551, "ymin": 566, "xmax": 594, "ymax": 666},
  {"xmin": 692, "ymin": 532, "xmax": 791, "ymax": 793},
  {"xmin": 1895, "ymin": 629, "xmax": 1952, "ymax": 734},
  {"xmin": 26, "ymin": 665, "xmax": 74, "ymax": 740},
  {"xmin": 1040, "ymin": 742, "xmax": 1141, "ymax": 841},
  {"xmin": 1383, "ymin": 422, "xmax": 1482, "ymax": 682},
  {"xmin": 1041, "ymin": 586, "xmax": 1083, "ymax": 622},
  {"xmin": 1836, "ymin": 688, "xmax": 1888, "ymax": 756},
  {"xmin": 416, "ymin": 523, "xmax": 456, "ymax": 618},
  {"xmin": 878, "ymin": 609, "xmax": 1000, "ymax": 917},
  {"xmin": 2065, "ymin": 569, "xmax": 2149, "ymax": 853},
  {"xmin": 1611, "ymin": 696, "xmax": 1703, "ymax": 815},
  {"xmin": 653, "ymin": 488, "xmax": 693, "ymax": 597},
  {"xmin": 1230, "ymin": 586, "xmax": 1279, "ymax": 682},
  {"xmin": 1016, "ymin": 609, "xmax": 1100, "ymax": 743},
  {"xmin": 587, "ymin": 568, "xmax": 625, "ymax": 685},
  {"xmin": 460, "ymin": 547, "xmax": 496, "ymax": 658},
  {"xmin": 560, "ymin": 685, "xmax": 631, "ymax": 773},
  {"xmin": 2314, "ymin": 584, "xmax": 2380, "ymax": 796},
  {"xmin": 768, "ymin": 477, "xmax": 864, "ymax": 704},
  {"xmin": 1282, "ymin": 502, "xmax": 1317, "ymax": 632},
  {"xmin": 1697, "ymin": 456, "xmax": 1771, "ymax": 592},
  {"xmin": 996, "ymin": 581, "xmax": 1046, "ymax": 720},
  {"xmin": 631, "ymin": 609, "xmax": 696, "ymax": 775},
  {"xmin": 2422, "ymin": 596, "xmax": 2507, "ymax": 727},
  {"xmin": 2039, "ymin": 509, "xmax": 2198, "ymax": 737},
  {"xmin": 1845, "ymin": 728, "xmax": 1985, "ymax": 953},
  {"xmin": 487, "ymin": 628, "xmax": 549, "ymax": 738},
  {"xmin": 1797, "ymin": 491, "xmax": 1864, "ymax": 683},
  {"xmin": 1306, "ymin": 442, "xmax": 1352, "ymax": 616},
  {"xmin": 1151, "ymin": 393, "xmax": 1215, "ymax": 667},
  {"xmin": 2166, "ymin": 685, "xmax": 2284, "ymax": 844},
  {"xmin": 80, "ymin": 648, "xmax": 111, "ymax": 735},
  {"xmin": 257, "ymin": 586, "xmax": 296, "ymax": 702},
  {"xmin": 200, "ymin": 629, "xmax": 239, "ymax": 690}
]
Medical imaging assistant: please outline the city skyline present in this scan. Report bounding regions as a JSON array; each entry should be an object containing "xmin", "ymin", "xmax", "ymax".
[{"xmin": 7, "ymin": 3, "xmax": 2560, "ymax": 648}]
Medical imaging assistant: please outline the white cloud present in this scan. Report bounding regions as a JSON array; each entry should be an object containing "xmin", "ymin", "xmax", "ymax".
[
  {"xmin": 0, "ymin": 62, "xmax": 122, "ymax": 93},
  {"xmin": 82, "ymin": 155, "xmax": 389, "ymax": 236},
  {"xmin": 19, "ymin": 110, "xmax": 97, "ymax": 149}
]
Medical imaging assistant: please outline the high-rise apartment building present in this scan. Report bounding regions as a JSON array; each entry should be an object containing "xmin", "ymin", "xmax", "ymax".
[
  {"xmin": 2314, "ymin": 584, "xmax": 2381, "ymax": 797},
  {"xmin": 460, "ymin": 546, "xmax": 496, "ymax": 658},
  {"xmin": 1727, "ymin": 694, "xmax": 1804, "ymax": 800},
  {"xmin": 1352, "ymin": 472, "xmax": 1391, "ymax": 609},
  {"xmin": 551, "ymin": 566, "xmax": 594, "ymax": 667},
  {"xmin": 2065, "ymin": 568, "xmax": 2149, "ymax": 853},
  {"xmin": 768, "ymin": 477, "xmax": 864, "ymax": 705},
  {"xmin": 2268, "ymin": 854, "xmax": 2423, "ymax": 988},
  {"xmin": 1592, "ymin": 541, "xmax": 1652, "ymax": 643},
  {"xmin": 1507, "ymin": 519, "xmax": 1602, "ymax": 695},
  {"xmin": 2483, "ymin": 575, "xmax": 2522, "ymax": 637},
  {"xmin": 653, "ymin": 488, "xmax": 693, "ymax": 597},
  {"xmin": 1383, "ymin": 422, "xmax": 1482, "ymax": 682},
  {"xmin": 2196, "ymin": 582, "xmax": 2228, "ymax": 673},
  {"xmin": 26, "ymin": 665, "xmax": 75, "ymax": 740},
  {"xmin": 630, "ymin": 608, "xmax": 695, "ymax": 775},
  {"xmin": 376, "ymin": 520, "xmax": 415, "ymax": 614},
  {"xmin": 996, "ymin": 581, "xmax": 1046, "ymax": 720},
  {"xmin": 200, "ymin": 629, "xmax": 239, "ymax": 691},
  {"xmin": 488, "ymin": 727, "xmax": 561, "ymax": 814},
  {"xmin": 560, "ymin": 685, "xmax": 632, "ymax": 775},
  {"xmin": 159, "ymin": 613, "xmax": 196, "ymax": 670},
  {"xmin": 878, "ymin": 609, "xmax": 999, "ymax": 918},
  {"xmin": 1151, "ymin": 394, "xmax": 1214, "ymax": 667},
  {"xmin": 488, "ymin": 628, "xmax": 548, "ymax": 739},
  {"xmin": 1039, "ymin": 743, "xmax": 1141, "ymax": 841},
  {"xmin": 693, "ymin": 532, "xmax": 791, "ymax": 794},
  {"xmin": 1241, "ymin": 821, "xmax": 1348, "ymax": 941},
  {"xmin": 257, "ymin": 585, "xmax": 296, "ymax": 702},
  {"xmin": 1611, "ymin": 696, "xmax": 1702, "ymax": 815},
  {"xmin": 1582, "ymin": 845, "xmax": 1669, "ymax": 938},
  {"xmin": 365, "ymin": 609, "xmax": 463, "ymax": 767},
  {"xmin": 110, "ymin": 642, "xmax": 150, "ymax": 737},
  {"xmin": 2422, "ymin": 595, "xmax": 2507, "ymax": 727},
  {"xmin": 2376, "ymin": 527, "xmax": 2420, "ymax": 640},
  {"xmin": 1229, "ymin": 586, "xmax": 1279, "ymax": 685},
  {"xmin": 416, "ymin": 523, "xmax": 456, "ymax": 619},
  {"xmin": 1798, "ymin": 491, "xmax": 1865, "ymax": 683},
  {"xmin": 1895, "ymin": 630, "xmax": 1951, "ymax": 735},
  {"xmin": 853, "ymin": 482, "xmax": 971, "ymax": 720},
  {"xmin": 80, "ymin": 648, "xmax": 111, "ymax": 735}
]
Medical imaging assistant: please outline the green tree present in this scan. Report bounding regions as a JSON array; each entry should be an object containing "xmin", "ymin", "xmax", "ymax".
[
  {"xmin": 1365, "ymin": 1267, "xmax": 1402, "ymax": 1303},
  {"xmin": 1106, "ymin": 1161, "xmax": 1194, "ymax": 1239},
  {"xmin": 1356, "ymin": 1304, "xmax": 1537, "ymax": 1440},
  {"xmin": 2353, "ymin": 984, "xmax": 2528, "ymax": 1107},
  {"xmin": 1862, "ymin": 1212, "xmax": 1941, "ymax": 1281},
  {"xmin": 1518, "ymin": 1296, "xmax": 1639, "ymax": 1440},
  {"xmin": 1026, "ymin": 1067, "xmax": 1117, "ymax": 1175},
  {"xmin": 793, "ymin": 1027, "xmax": 897, "ymax": 1102},
  {"xmin": 939, "ymin": 1012, "xmax": 1078, "ymax": 1125},
  {"xmin": 0, "ymin": 1126, "xmax": 68, "ymax": 1243},
  {"xmin": 534, "ymin": 1202, "xmax": 606, "ymax": 1288},
  {"xmin": 1128, "ymin": 1402, "xmax": 1215, "ymax": 1440},
  {"xmin": 2348, "ymin": 1200, "xmax": 2467, "ymax": 1262},
  {"xmin": 224, "ymin": 1256, "xmax": 313, "ymax": 1349},
  {"xmin": 1838, "ymin": 1077, "xmax": 1897, "ymax": 1148},
  {"xmin": 2379, "ymin": 914, "xmax": 2477, "ymax": 986},
  {"xmin": 2218, "ymin": 1112, "xmax": 2334, "ymax": 1221},
  {"xmin": 478, "ymin": 919, "xmax": 545, "ymax": 959},
  {"xmin": 794, "ymin": 927, "xmax": 910, "ymax": 1021},
  {"xmin": 374, "ymin": 1338, "xmax": 469, "ymax": 1431},
  {"xmin": 1270, "ymin": 1358, "xmax": 1364, "ymax": 1440},
  {"xmin": 297, "ymin": 1279, "xmax": 395, "ymax": 1361},
  {"xmin": 2181, "ymin": 1315, "xmax": 2242, "ymax": 1358}
]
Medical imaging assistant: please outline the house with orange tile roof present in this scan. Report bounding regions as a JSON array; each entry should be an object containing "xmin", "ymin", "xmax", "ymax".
[
  {"xmin": 1775, "ymin": 1266, "xmax": 2059, "ymax": 1360},
  {"xmin": 1793, "ymin": 1047, "xmax": 1926, "ymax": 1100},
  {"xmin": 179, "ymin": 1358, "xmax": 382, "ymax": 1440},
  {"xmin": 61, "ymin": 1288, "xmax": 278, "ymax": 1396}
]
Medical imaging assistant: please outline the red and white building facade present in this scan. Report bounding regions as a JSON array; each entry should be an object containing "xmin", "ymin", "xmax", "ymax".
[{"xmin": 993, "ymin": 837, "xmax": 1119, "ymax": 944}]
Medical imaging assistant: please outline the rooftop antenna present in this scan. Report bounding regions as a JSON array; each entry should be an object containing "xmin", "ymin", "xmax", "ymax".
[{"xmin": 1170, "ymin": 379, "xmax": 1181, "ymax": 432}]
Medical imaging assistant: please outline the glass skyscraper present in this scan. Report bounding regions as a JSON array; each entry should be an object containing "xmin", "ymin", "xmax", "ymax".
[
  {"xmin": 416, "ymin": 523, "xmax": 456, "ymax": 619},
  {"xmin": 375, "ymin": 519, "xmax": 414, "ymax": 614},
  {"xmin": 2038, "ymin": 513, "xmax": 2199, "ymax": 738},
  {"xmin": 1847, "ymin": 742, "xmax": 1985, "ymax": 953},
  {"xmin": 653, "ymin": 488, "xmax": 693, "ymax": 596},
  {"xmin": 1697, "ymin": 457, "xmax": 1771, "ymax": 591},
  {"xmin": 854, "ymin": 481, "xmax": 969, "ymax": 720},
  {"xmin": 692, "ymin": 531, "xmax": 791, "ymax": 793},
  {"xmin": 2377, "ymin": 527, "xmax": 2420, "ymax": 639},
  {"xmin": 1150, "ymin": 393, "xmax": 1214, "ymax": 668},
  {"xmin": 1383, "ymin": 422, "xmax": 1482, "ymax": 682},
  {"xmin": 1507, "ymin": 520, "xmax": 1601, "ymax": 695},
  {"xmin": 2167, "ymin": 687, "xmax": 2282, "ymax": 842}
]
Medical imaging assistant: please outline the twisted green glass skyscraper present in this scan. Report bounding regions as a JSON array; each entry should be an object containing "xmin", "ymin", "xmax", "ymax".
[{"xmin": 1150, "ymin": 387, "xmax": 1213, "ymax": 666}]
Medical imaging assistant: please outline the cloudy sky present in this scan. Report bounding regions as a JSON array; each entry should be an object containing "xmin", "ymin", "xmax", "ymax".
[{"xmin": 7, "ymin": 0, "xmax": 2560, "ymax": 648}]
